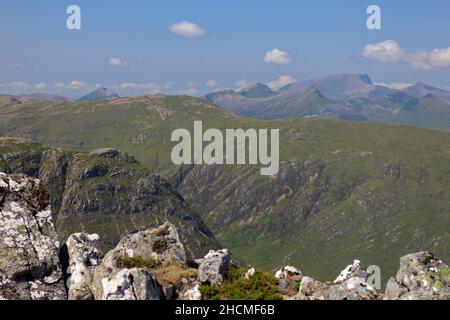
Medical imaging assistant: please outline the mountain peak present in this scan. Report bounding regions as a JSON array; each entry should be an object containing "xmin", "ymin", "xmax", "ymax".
[
  {"xmin": 78, "ymin": 88, "xmax": 120, "ymax": 102},
  {"xmin": 238, "ymin": 83, "xmax": 275, "ymax": 98}
]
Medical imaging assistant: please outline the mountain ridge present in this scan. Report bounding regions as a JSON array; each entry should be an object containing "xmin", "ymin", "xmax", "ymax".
[{"xmin": 205, "ymin": 74, "xmax": 450, "ymax": 131}]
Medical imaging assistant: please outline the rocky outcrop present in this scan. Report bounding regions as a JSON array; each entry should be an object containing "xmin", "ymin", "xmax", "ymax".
[
  {"xmin": 198, "ymin": 249, "xmax": 231, "ymax": 286},
  {"xmin": 328, "ymin": 259, "xmax": 379, "ymax": 300},
  {"xmin": 292, "ymin": 259, "xmax": 379, "ymax": 300},
  {"xmin": 0, "ymin": 173, "xmax": 66, "ymax": 300},
  {"xmin": 0, "ymin": 139, "xmax": 220, "ymax": 261},
  {"xmin": 328, "ymin": 276, "xmax": 379, "ymax": 300},
  {"xmin": 275, "ymin": 266, "xmax": 302, "ymax": 282},
  {"xmin": 384, "ymin": 252, "xmax": 450, "ymax": 300},
  {"xmin": 98, "ymin": 222, "xmax": 187, "ymax": 269},
  {"xmin": 71, "ymin": 223, "xmax": 187, "ymax": 300}
]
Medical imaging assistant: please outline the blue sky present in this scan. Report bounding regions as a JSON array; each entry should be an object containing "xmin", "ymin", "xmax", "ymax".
[{"xmin": 0, "ymin": 0, "xmax": 449, "ymax": 97}]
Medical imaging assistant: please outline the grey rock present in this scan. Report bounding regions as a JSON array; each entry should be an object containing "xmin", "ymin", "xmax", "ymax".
[
  {"xmin": 99, "ymin": 268, "xmax": 162, "ymax": 300},
  {"xmin": 198, "ymin": 249, "xmax": 231, "ymax": 285},
  {"xmin": 100, "ymin": 222, "xmax": 186, "ymax": 269},
  {"xmin": 385, "ymin": 252, "xmax": 450, "ymax": 300},
  {"xmin": 66, "ymin": 233, "xmax": 103, "ymax": 300},
  {"xmin": 329, "ymin": 277, "xmax": 379, "ymax": 300},
  {"xmin": 0, "ymin": 173, "xmax": 66, "ymax": 300}
]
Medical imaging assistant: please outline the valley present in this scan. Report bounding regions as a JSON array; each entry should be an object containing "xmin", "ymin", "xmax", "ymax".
[{"xmin": 1, "ymin": 94, "xmax": 450, "ymax": 283}]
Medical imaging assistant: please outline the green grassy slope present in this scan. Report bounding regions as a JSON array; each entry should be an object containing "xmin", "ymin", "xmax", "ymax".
[{"xmin": 1, "ymin": 95, "xmax": 450, "ymax": 283}]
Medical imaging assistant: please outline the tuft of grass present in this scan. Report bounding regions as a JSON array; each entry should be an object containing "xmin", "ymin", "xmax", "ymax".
[
  {"xmin": 120, "ymin": 256, "xmax": 161, "ymax": 269},
  {"xmin": 200, "ymin": 265, "xmax": 283, "ymax": 300}
]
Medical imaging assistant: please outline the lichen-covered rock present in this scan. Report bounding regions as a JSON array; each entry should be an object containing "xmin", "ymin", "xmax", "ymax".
[
  {"xmin": 0, "ymin": 173, "xmax": 66, "ymax": 300},
  {"xmin": 329, "ymin": 277, "xmax": 379, "ymax": 300},
  {"xmin": 89, "ymin": 223, "xmax": 185, "ymax": 300},
  {"xmin": 100, "ymin": 268, "xmax": 163, "ymax": 300},
  {"xmin": 198, "ymin": 249, "xmax": 231, "ymax": 285},
  {"xmin": 100, "ymin": 222, "xmax": 186, "ymax": 269},
  {"xmin": 66, "ymin": 233, "xmax": 103, "ymax": 300},
  {"xmin": 385, "ymin": 252, "xmax": 450, "ymax": 300},
  {"xmin": 275, "ymin": 266, "xmax": 302, "ymax": 282}
]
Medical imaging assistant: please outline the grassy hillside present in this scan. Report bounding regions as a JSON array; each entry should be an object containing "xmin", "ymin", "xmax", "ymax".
[{"xmin": 1, "ymin": 95, "xmax": 450, "ymax": 283}]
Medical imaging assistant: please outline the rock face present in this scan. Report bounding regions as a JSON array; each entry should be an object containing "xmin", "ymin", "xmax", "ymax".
[
  {"xmin": 291, "ymin": 259, "xmax": 379, "ymax": 300},
  {"xmin": 66, "ymin": 233, "xmax": 103, "ymax": 300},
  {"xmin": 385, "ymin": 252, "xmax": 450, "ymax": 300},
  {"xmin": 198, "ymin": 249, "xmax": 231, "ymax": 286},
  {"xmin": 0, "ymin": 173, "xmax": 66, "ymax": 300}
]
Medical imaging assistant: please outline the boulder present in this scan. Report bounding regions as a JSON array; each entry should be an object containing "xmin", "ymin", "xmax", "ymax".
[
  {"xmin": 290, "ymin": 276, "xmax": 330, "ymax": 300},
  {"xmin": 245, "ymin": 268, "xmax": 256, "ymax": 280},
  {"xmin": 66, "ymin": 233, "xmax": 103, "ymax": 300},
  {"xmin": 0, "ymin": 173, "xmax": 66, "ymax": 300},
  {"xmin": 181, "ymin": 284, "xmax": 202, "ymax": 300},
  {"xmin": 333, "ymin": 260, "xmax": 367, "ymax": 284},
  {"xmin": 100, "ymin": 222, "xmax": 187, "ymax": 269},
  {"xmin": 329, "ymin": 277, "xmax": 379, "ymax": 300},
  {"xmin": 198, "ymin": 249, "xmax": 231, "ymax": 285},
  {"xmin": 328, "ymin": 260, "xmax": 379, "ymax": 300},
  {"xmin": 385, "ymin": 252, "xmax": 450, "ymax": 300},
  {"xmin": 275, "ymin": 266, "xmax": 302, "ymax": 282},
  {"xmin": 100, "ymin": 268, "xmax": 162, "ymax": 300}
]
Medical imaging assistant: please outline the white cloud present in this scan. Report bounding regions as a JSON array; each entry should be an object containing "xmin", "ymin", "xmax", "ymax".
[
  {"xmin": 109, "ymin": 57, "xmax": 128, "ymax": 67},
  {"xmin": 169, "ymin": 21, "xmax": 206, "ymax": 39},
  {"xmin": 235, "ymin": 80, "xmax": 250, "ymax": 91},
  {"xmin": 364, "ymin": 40, "xmax": 450, "ymax": 70},
  {"xmin": 9, "ymin": 82, "xmax": 31, "ymax": 90},
  {"xmin": 54, "ymin": 80, "xmax": 89, "ymax": 90},
  {"xmin": 411, "ymin": 48, "xmax": 450, "ymax": 70},
  {"xmin": 34, "ymin": 82, "xmax": 49, "ymax": 90},
  {"xmin": 363, "ymin": 40, "xmax": 405, "ymax": 62},
  {"xmin": 205, "ymin": 80, "xmax": 218, "ymax": 88},
  {"xmin": 1, "ymin": 82, "xmax": 49, "ymax": 91},
  {"xmin": 264, "ymin": 48, "xmax": 292, "ymax": 65},
  {"xmin": 9, "ymin": 82, "xmax": 29, "ymax": 89},
  {"xmin": 267, "ymin": 75, "xmax": 297, "ymax": 90},
  {"xmin": 11, "ymin": 62, "xmax": 23, "ymax": 68},
  {"xmin": 178, "ymin": 82, "xmax": 201, "ymax": 96},
  {"xmin": 375, "ymin": 82, "xmax": 413, "ymax": 90}
]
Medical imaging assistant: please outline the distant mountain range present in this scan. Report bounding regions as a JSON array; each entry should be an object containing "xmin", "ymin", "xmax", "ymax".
[
  {"xmin": 205, "ymin": 74, "xmax": 450, "ymax": 131},
  {"xmin": 0, "ymin": 88, "xmax": 121, "ymax": 105},
  {"xmin": 0, "ymin": 93, "xmax": 72, "ymax": 104}
]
